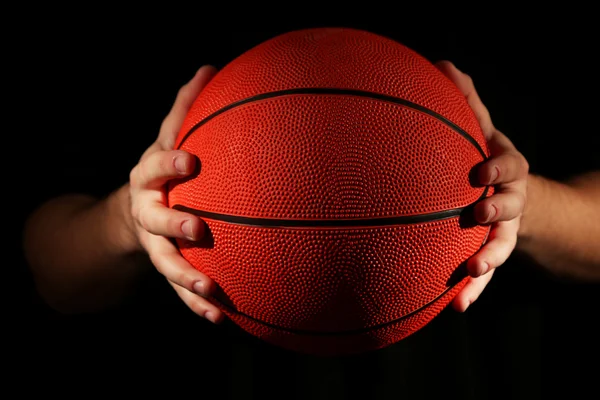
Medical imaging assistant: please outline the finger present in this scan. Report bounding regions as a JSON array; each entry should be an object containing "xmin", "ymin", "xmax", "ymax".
[
  {"xmin": 486, "ymin": 134, "xmax": 530, "ymax": 185},
  {"xmin": 143, "ymin": 233, "xmax": 215, "ymax": 298},
  {"xmin": 473, "ymin": 191, "xmax": 526, "ymax": 224},
  {"xmin": 130, "ymin": 149, "xmax": 197, "ymax": 190},
  {"xmin": 135, "ymin": 201, "xmax": 205, "ymax": 241},
  {"xmin": 451, "ymin": 270, "xmax": 495, "ymax": 313},
  {"xmin": 466, "ymin": 220, "xmax": 519, "ymax": 277},
  {"xmin": 435, "ymin": 60, "xmax": 495, "ymax": 138},
  {"xmin": 476, "ymin": 151, "xmax": 529, "ymax": 186},
  {"xmin": 158, "ymin": 65, "xmax": 218, "ymax": 148},
  {"xmin": 169, "ymin": 281, "xmax": 225, "ymax": 324},
  {"xmin": 172, "ymin": 65, "xmax": 218, "ymax": 117},
  {"xmin": 486, "ymin": 127, "xmax": 519, "ymax": 153},
  {"xmin": 138, "ymin": 141, "xmax": 163, "ymax": 164}
]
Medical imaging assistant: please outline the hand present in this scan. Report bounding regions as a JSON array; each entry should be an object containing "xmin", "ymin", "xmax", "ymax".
[
  {"xmin": 435, "ymin": 61, "xmax": 529, "ymax": 312},
  {"xmin": 128, "ymin": 65, "xmax": 225, "ymax": 323}
]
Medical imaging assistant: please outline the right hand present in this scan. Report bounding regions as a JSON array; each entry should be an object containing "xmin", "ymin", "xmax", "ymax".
[{"xmin": 127, "ymin": 65, "xmax": 224, "ymax": 324}]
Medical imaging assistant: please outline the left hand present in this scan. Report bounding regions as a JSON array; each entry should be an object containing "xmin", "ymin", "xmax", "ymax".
[
  {"xmin": 127, "ymin": 65, "xmax": 225, "ymax": 323},
  {"xmin": 435, "ymin": 61, "xmax": 530, "ymax": 312}
]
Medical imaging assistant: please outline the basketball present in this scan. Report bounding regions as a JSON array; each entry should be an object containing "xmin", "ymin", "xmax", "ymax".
[{"xmin": 166, "ymin": 27, "xmax": 492, "ymax": 356}]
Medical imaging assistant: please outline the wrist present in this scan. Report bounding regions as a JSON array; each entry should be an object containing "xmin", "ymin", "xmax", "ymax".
[
  {"xmin": 517, "ymin": 174, "xmax": 546, "ymax": 244},
  {"xmin": 517, "ymin": 174, "xmax": 576, "ymax": 246},
  {"xmin": 104, "ymin": 183, "xmax": 143, "ymax": 255}
]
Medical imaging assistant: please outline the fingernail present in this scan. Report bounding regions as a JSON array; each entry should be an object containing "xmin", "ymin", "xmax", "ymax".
[
  {"xmin": 181, "ymin": 220, "xmax": 194, "ymax": 240},
  {"xmin": 488, "ymin": 166, "xmax": 500, "ymax": 184},
  {"xmin": 205, "ymin": 311, "xmax": 219, "ymax": 323},
  {"xmin": 193, "ymin": 280, "xmax": 204, "ymax": 296},
  {"xmin": 478, "ymin": 261, "xmax": 489, "ymax": 276},
  {"xmin": 484, "ymin": 204, "xmax": 497, "ymax": 223},
  {"xmin": 174, "ymin": 155, "xmax": 188, "ymax": 174}
]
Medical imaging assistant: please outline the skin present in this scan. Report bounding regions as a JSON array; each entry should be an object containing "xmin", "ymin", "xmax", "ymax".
[
  {"xmin": 434, "ymin": 61, "xmax": 529, "ymax": 312},
  {"xmin": 23, "ymin": 66, "xmax": 224, "ymax": 321},
  {"xmin": 516, "ymin": 171, "xmax": 600, "ymax": 280},
  {"xmin": 22, "ymin": 61, "xmax": 599, "ymax": 325}
]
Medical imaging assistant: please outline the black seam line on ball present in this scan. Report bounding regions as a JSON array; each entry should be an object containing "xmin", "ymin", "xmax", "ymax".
[
  {"xmin": 208, "ymin": 226, "xmax": 489, "ymax": 336},
  {"xmin": 172, "ymin": 186, "xmax": 488, "ymax": 229},
  {"xmin": 175, "ymin": 87, "xmax": 488, "ymax": 159},
  {"xmin": 213, "ymin": 285, "xmax": 454, "ymax": 336}
]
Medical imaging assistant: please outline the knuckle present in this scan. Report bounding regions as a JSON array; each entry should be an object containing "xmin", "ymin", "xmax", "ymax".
[
  {"xmin": 177, "ymin": 83, "xmax": 194, "ymax": 102},
  {"xmin": 463, "ymin": 72, "xmax": 474, "ymax": 87},
  {"xmin": 177, "ymin": 83, "xmax": 189, "ymax": 97},
  {"xmin": 137, "ymin": 161, "xmax": 151, "ymax": 186},
  {"xmin": 129, "ymin": 166, "xmax": 139, "ymax": 187},
  {"xmin": 136, "ymin": 205, "xmax": 153, "ymax": 231},
  {"xmin": 161, "ymin": 136, "xmax": 175, "ymax": 151},
  {"xmin": 520, "ymin": 155, "xmax": 530, "ymax": 175}
]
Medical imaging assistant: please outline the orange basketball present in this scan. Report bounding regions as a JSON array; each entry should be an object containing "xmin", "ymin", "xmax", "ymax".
[{"xmin": 167, "ymin": 28, "xmax": 492, "ymax": 356}]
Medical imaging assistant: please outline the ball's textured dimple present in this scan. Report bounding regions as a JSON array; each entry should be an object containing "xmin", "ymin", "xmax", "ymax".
[{"xmin": 167, "ymin": 27, "xmax": 491, "ymax": 356}]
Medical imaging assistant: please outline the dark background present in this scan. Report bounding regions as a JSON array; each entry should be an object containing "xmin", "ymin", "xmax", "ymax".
[{"xmin": 7, "ymin": 16, "xmax": 599, "ymax": 399}]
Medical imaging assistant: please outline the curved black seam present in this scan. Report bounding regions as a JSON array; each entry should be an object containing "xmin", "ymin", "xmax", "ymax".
[
  {"xmin": 213, "ymin": 285, "xmax": 454, "ymax": 336},
  {"xmin": 175, "ymin": 87, "xmax": 487, "ymax": 159},
  {"xmin": 173, "ymin": 187, "xmax": 487, "ymax": 228},
  {"xmin": 210, "ymin": 228, "xmax": 490, "ymax": 336}
]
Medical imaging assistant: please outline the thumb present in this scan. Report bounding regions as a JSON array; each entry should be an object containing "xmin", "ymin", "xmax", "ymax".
[
  {"xmin": 158, "ymin": 65, "xmax": 218, "ymax": 149},
  {"xmin": 435, "ymin": 60, "xmax": 495, "ymax": 140}
]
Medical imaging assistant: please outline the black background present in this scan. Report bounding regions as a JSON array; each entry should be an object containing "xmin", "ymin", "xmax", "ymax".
[{"xmin": 7, "ymin": 15, "xmax": 599, "ymax": 399}]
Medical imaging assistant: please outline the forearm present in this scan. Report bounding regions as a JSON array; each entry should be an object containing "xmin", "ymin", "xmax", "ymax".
[
  {"xmin": 23, "ymin": 184, "xmax": 151, "ymax": 313},
  {"xmin": 517, "ymin": 172, "xmax": 600, "ymax": 280}
]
